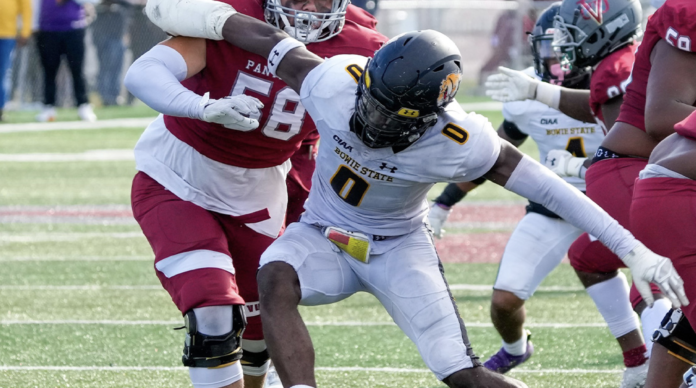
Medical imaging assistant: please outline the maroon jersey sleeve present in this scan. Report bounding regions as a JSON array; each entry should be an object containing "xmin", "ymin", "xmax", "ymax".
[
  {"xmin": 345, "ymin": 4, "xmax": 378, "ymax": 30},
  {"xmin": 675, "ymin": 112, "xmax": 696, "ymax": 140},
  {"xmin": 653, "ymin": 0, "xmax": 696, "ymax": 53},
  {"xmin": 589, "ymin": 44, "xmax": 635, "ymax": 124}
]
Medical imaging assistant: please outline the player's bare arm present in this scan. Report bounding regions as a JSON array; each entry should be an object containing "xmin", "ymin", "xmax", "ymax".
[
  {"xmin": 145, "ymin": 0, "xmax": 323, "ymax": 94},
  {"xmin": 645, "ymin": 39, "xmax": 696, "ymax": 141}
]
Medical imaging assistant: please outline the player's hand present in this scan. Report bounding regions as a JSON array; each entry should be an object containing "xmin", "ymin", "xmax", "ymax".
[
  {"xmin": 545, "ymin": 149, "xmax": 587, "ymax": 178},
  {"xmin": 201, "ymin": 94, "xmax": 264, "ymax": 130},
  {"xmin": 428, "ymin": 204, "xmax": 452, "ymax": 239},
  {"xmin": 622, "ymin": 242, "xmax": 689, "ymax": 308},
  {"xmin": 145, "ymin": 0, "xmax": 236, "ymax": 40},
  {"xmin": 485, "ymin": 66, "xmax": 540, "ymax": 102}
]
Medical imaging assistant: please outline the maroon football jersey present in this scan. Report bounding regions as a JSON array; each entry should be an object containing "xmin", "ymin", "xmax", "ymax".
[
  {"xmin": 617, "ymin": 0, "xmax": 696, "ymax": 132},
  {"xmin": 163, "ymin": 0, "xmax": 386, "ymax": 169},
  {"xmin": 589, "ymin": 43, "xmax": 635, "ymax": 126}
]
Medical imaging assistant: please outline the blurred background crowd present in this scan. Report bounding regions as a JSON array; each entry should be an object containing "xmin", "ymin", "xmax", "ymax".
[{"xmin": 0, "ymin": 0, "xmax": 661, "ymax": 123}]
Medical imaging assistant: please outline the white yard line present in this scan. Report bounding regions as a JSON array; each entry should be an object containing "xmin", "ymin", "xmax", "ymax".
[
  {"xmin": 0, "ymin": 285, "xmax": 161, "ymax": 290},
  {"xmin": 0, "ymin": 256, "xmax": 152, "ymax": 261},
  {"xmin": 0, "ymin": 232, "xmax": 143, "ymax": 242},
  {"xmin": 0, "ymin": 118, "xmax": 155, "ymax": 133},
  {"xmin": 449, "ymin": 284, "xmax": 585, "ymax": 292},
  {"xmin": 0, "ymin": 320, "xmax": 606, "ymax": 328},
  {"xmin": 0, "ymin": 365, "xmax": 622, "ymax": 374},
  {"xmin": 0, "ymin": 149, "xmax": 134, "ymax": 162},
  {"xmin": 0, "ymin": 103, "xmax": 499, "ymax": 135},
  {"xmin": 0, "ymin": 282, "xmax": 583, "ymax": 293}
]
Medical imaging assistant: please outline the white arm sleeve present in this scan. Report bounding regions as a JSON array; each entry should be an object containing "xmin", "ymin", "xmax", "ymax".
[
  {"xmin": 504, "ymin": 155, "xmax": 638, "ymax": 258},
  {"xmin": 123, "ymin": 45, "xmax": 205, "ymax": 120}
]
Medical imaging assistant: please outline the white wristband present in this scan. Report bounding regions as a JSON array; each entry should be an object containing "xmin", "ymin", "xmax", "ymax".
[
  {"xmin": 268, "ymin": 38, "xmax": 305, "ymax": 77},
  {"xmin": 535, "ymin": 82, "xmax": 562, "ymax": 110}
]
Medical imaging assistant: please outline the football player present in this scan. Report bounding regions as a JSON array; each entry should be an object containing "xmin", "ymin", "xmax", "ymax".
[
  {"xmin": 123, "ymin": 1, "xmax": 386, "ymax": 388},
  {"xmin": 428, "ymin": 3, "xmax": 605, "ymax": 374},
  {"xmin": 143, "ymin": 1, "xmax": 688, "ymax": 387},
  {"xmin": 624, "ymin": 1, "xmax": 696, "ymax": 386},
  {"xmin": 486, "ymin": 1, "xmax": 669, "ymax": 386}
]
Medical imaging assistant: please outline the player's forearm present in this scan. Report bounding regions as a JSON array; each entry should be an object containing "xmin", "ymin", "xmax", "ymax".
[
  {"xmin": 558, "ymin": 89, "xmax": 595, "ymax": 123},
  {"xmin": 221, "ymin": 14, "xmax": 289, "ymax": 62},
  {"xmin": 123, "ymin": 45, "xmax": 204, "ymax": 119},
  {"xmin": 503, "ymin": 155, "xmax": 637, "ymax": 258}
]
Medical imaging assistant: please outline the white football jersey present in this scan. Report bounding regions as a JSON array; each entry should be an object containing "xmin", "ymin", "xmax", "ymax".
[
  {"xmin": 503, "ymin": 92, "xmax": 604, "ymax": 191},
  {"xmin": 299, "ymin": 55, "xmax": 501, "ymax": 237}
]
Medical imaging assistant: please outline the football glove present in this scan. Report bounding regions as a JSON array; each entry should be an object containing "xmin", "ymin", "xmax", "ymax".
[
  {"xmin": 145, "ymin": 0, "xmax": 236, "ymax": 40},
  {"xmin": 621, "ymin": 242, "xmax": 689, "ymax": 308},
  {"xmin": 545, "ymin": 149, "xmax": 587, "ymax": 178},
  {"xmin": 485, "ymin": 67, "xmax": 539, "ymax": 103},
  {"xmin": 428, "ymin": 204, "xmax": 452, "ymax": 239},
  {"xmin": 201, "ymin": 93, "xmax": 264, "ymax": 131}
]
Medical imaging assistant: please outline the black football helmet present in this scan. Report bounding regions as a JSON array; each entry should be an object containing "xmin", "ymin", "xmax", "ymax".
[
  {"xmin": 530, "ymin": 2, "xmax": 589, "ymax": 88},
  {"xmin": 352, "ymin": 30, "xmax": 462, "ymax": 148}
]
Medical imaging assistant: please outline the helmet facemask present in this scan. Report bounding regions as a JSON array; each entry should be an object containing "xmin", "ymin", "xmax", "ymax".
[
  {"xmin": 552, "ymin": 14, "xmax": 587, "ymax": 72},
  {"xmin": 264, "ymin": 0, "xmax": 349, "ymax": 43},
  {"xmin": 353, "ymin": 73, "xmax": 438, "ymax": 149},
  {"xmin": 531, "ymin": 27, "xmax": 588, "ymax": 87}
]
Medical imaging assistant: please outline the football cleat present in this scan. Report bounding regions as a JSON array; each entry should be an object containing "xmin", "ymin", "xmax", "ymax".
[
  {"xmin": 77, "ymin": 103, "xmax": 97, "ymax": 122},
  {"xmin": 619, "ymin": 362, "xmax": 648, "ymax": 388},
  {"xmin": 484, "ymin": 338, "xmax": 534, "ymax": 374}
]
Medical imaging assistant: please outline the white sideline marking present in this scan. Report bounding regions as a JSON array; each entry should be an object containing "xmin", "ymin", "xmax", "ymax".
[
  {"xmin": 449, "ymin": 284, "xmax": 585, "ymax": 292},
  {"xmin": 0, "ymin": 285, "xmax": 161, "ymax": 290},
  {"xmin": 0, "ymin": 282, "xmax": 584, "ymax": 293},
  {"xmin": 0, "ymin": 118, "xmax": 155, "ymax": 133},
  {"xmin": 0, "ymin": 232, "xmax": 143, "ymax": 242},
  {"xmin": 0, "ymin": 149, "xmax": 134, "ymax": 162},
  {"xmin": 0, "ymin": 256, "xmax": 152, "ymax": 261},
  {"xmin": 0, "ymin": 320, "xmax": 606, "ymax": 328},
  {"xmin": 0, "ymin": 365, "xmax": 622, "ymax": 374},
  {"xmin": 0, "ymin": 104, "xmax": 499, "ymax": 135}
]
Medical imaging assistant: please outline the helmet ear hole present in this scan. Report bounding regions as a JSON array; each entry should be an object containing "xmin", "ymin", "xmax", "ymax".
[
  {"xmin": 587, "ymin": 33, "xmax": 598, "ymax": 44},
  {"xmin": 433, "ymin": 64, "xmax": 445, "ymax": 72}
]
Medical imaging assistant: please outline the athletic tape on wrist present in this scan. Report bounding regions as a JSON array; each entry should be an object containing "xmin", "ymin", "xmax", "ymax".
[
  {"xmin": 268, "ymin": 38, "xmax": 305, "ymax": 77},
  {"xmin": 535, "ymin": 82, "xmax": 561, "ymax": 110}
]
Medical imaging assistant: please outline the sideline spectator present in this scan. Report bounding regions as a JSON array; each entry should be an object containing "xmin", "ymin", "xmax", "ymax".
[
  {"xmin": 125, "ymin": 0, "xmax": 166, "ymax": 105},
  {"xmin": 0, "ymin": 0, "xmax": 32, "ymax": 121},
  {"xmin": 92, "ymin": 0, "xmax": 130, "ymax": 106},
  {"xmin": 35, "ymin": 0, "xmax": 98, "ymax": 122}
]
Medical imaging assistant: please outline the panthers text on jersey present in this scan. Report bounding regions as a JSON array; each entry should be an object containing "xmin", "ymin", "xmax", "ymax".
[
  {"xmin": 503, "ymin": 89, "xmax": 603, "ymax": 191},
  {"xmin": 298, "ymin": 55, "xmax": 502, "ymax": 238},
  {"xmin": 617, "ymin": 0, "xmax": 696, "ymax": 131},
  {"xmin": 589, "ymin": 43, "xmax": 635, "ymax": 128},
  {"xmin": 162, "ymin": 0, "xmax": 386, "ymax": 169}
]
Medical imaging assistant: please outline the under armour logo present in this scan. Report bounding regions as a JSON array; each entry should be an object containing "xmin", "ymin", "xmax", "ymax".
[
  {"xmin": 269, "ymin": 50, "xmax": 280, "ymax": 66},
  {"xmin": 548, "ymin": 157, "xmax": 557, "ymax": 166},
  {"xmin": 379, "ymin": 162, "xmax": 398, "ymax": 173}
]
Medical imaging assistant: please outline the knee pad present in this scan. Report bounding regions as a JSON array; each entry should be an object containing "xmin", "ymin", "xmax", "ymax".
[
  {"xmin": 181, "ymin": 305, "xmax": 247, "ymax": 368},
  {"xmin": 241, "ymin": 339, "xmax": 270, "ymax": 376},
  {"xmin": 653, "ymin": 308, "xmax": 696, "ymax": 365}
]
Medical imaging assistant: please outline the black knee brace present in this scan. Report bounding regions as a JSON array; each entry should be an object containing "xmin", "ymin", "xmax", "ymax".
[
  {"xmin": 240, "ymin": 346, "xmax": 270, "ymax": 374},
  {"xmin": 653, "ymin": 308, "xmax": 696, "ymax": 365},
  {"xmin": 181, "ymin": 305, "xmax": 247, "ymax": 368}
]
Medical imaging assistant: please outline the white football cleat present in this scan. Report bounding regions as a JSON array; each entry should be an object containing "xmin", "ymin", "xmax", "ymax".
[
  {"xmin": 78, "ymin": 103, "xmax": 97, "ymax": 122},
  {"xmin": 35, "ymin": 106, "xmax": 57, "ymax": 122},
  {"xmin": 263, "ymin": 365, "xmax": 282, "ymax": 388},
  {"xmin": 619, "ymin": 363, "xmax": 648, "ymax": 388}
]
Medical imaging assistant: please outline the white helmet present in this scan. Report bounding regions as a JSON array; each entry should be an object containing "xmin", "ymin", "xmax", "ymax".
[{"xmin": 264, "ymin": 0, "xmax": 350, "ymax": 43}]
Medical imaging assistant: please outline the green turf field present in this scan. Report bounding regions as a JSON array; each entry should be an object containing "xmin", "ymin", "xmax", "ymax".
[{"xmin": 0, "ymin": 106, "xmax": 628, "ymax": 387}]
